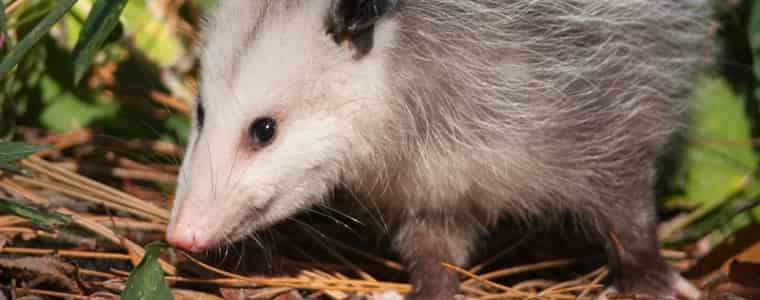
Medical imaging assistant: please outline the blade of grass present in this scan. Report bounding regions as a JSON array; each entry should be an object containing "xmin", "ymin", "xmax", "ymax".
[
  {"xmin": 0, "ymin": 0, "xmax": 78, "ymax": 81},
  {"xmin": 0, "ymin": 197, "xmax": 72, "ymax": 229},
  {"xmin": 0, "ymin": 142, "xmax": 51, "ymax": 173},
  {"xmin": 0, "ymin": 142, "xmax": 51, "ymax": 163},
  {"xmin": 72, "ymin": 0, "xmax": 127, "ymax": 84},
  {"xmin": 660, "ymin": 173, "xmax": 752, "ymax": 241}
]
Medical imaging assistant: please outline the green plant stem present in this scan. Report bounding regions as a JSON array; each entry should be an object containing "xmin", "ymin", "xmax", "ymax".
[
  {"xmin": 0, "ymin": 0, "xmax": 78, "ymax": 81},
  {"xmin": 660, "ymin": 174, "xmax": 752, "ymax": 242}
]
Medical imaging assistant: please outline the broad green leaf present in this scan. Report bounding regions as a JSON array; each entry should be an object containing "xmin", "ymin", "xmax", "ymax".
[
  {"xmin": 37, "ymin": 75, "xmax": 119, "ymax": 132},
  {"xmin": 684, "ymin": 77, "xmax": 758, "ymax": 205},
  {"xmin": 72, "ymin": 0, "xmax": 128, "ymax": 84},
  {"xmin": 0, "ymin": 198, "xmax": 72, "ymax": 229},
  {"xmin": 0, "ymin": 0, "xmax": 78, "ymax": 81},
  {"xmin": 663, "ymin": 77, "xmax": 760, "ymax": 241},
  {"xmin": 0, "ymin": 141, "xmax": 51, "ymax": 164},
  {"xmin": 121, "ymin": 242, "xmax": 174, "ymax": 300}
]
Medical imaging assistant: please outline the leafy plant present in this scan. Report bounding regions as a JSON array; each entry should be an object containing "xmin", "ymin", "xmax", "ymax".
[
  {"xmin": 0, "ymin": 141, "xmax": 69, "ymax": 229},
  {"xmin": 0, "ymin": 0, "xmax": 131, "ymax": 140},
  {"xmin": 0, "ymin": 0, "xmax": 128, "ymax": 83},
  {"xmin": 0, "ymin": 0, "xmax": 77, "ymax": 81},
  {"xmin": 1, "ymin": 0, "xmax": 196, "ymax": 149}
]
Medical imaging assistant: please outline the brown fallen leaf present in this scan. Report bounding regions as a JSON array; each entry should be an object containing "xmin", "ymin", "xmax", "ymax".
[
  {"xmin": 686, "ymin": 224, "xmax": 760, "ymax": 279},
  {"xmin": 0, "ymin": 256, "xmax": 80, "ymax": 292},
  {"xmin": 728, "ymin": 260, "xmax": 760, "ymax": 288},
  {"xmin": 708, "ymin": 282, "xmax": 760, "ymax": 300}
]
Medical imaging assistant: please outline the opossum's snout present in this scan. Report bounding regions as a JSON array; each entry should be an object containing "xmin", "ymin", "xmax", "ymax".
[
  {"xmin": 166, "ymin": 194, "xmax": 272, "ymax": 253},
  {"xmin": 166, "ymin": 219, "xmax": 211, "ymax": 253},
  {"xmin": 166, "ymin": 181, "xmax": 278, "ymax": 253}
]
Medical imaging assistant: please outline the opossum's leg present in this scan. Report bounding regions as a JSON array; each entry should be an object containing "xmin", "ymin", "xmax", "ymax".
[
  {"xmin": 600, "ymin": 188, "xmax": 700, "ymax": 300},
  {"xmin": 393, "ymin": 216, "xmax": 475, "ymax": 300}
]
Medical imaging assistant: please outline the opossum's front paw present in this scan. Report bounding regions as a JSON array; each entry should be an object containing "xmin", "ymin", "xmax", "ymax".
[{"xmin": 597, "ymin": 274, "xmax": 701, "ymax": 300}]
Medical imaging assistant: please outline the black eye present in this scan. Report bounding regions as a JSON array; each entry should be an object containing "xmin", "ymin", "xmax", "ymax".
[
  {"xmin": 196, "ymin": 104, "xmax": 205, "ymax": 130},
  {"xmin": 249, "ymin": 117, "xmax": 277, "ymax": 147}
]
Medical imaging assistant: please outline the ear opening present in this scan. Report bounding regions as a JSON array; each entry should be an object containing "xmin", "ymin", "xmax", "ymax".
[{"xmin": 327, "ymin": 0, "xmax": 399, "ymax": 57}]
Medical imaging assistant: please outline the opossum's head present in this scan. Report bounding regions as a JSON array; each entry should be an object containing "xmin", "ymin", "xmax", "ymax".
[{"xmin": 167, "ymin": 0, "xmax": 399, "ymax": 252}]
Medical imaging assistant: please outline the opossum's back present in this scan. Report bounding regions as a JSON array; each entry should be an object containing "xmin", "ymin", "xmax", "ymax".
[
  {"xmin": 369, "ymin": 0, "xmax": 709, "ymax": 213},
  {"xmin": 387, "ymin": 0, "xmax": 707, "ymax": 152}
]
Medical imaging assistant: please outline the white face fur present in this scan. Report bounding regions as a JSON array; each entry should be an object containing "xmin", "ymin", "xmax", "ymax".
[{"xmin": 166, "ymin": 0, "xmax": 398, "ymax": 252}]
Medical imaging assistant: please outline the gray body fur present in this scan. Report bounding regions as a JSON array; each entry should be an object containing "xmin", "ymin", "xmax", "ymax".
[{"xmin": 169, "ymin": 1, "xmax": 710, "ymax": 299}]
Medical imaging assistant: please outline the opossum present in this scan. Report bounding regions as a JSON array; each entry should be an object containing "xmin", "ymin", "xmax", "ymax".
[{"xmin": 166, "ymin": 1, "xmax": 710, "ymax": 299}]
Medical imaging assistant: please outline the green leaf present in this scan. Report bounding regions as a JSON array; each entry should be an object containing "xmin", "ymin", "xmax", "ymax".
[
  {"xmin": 38, "ymin": 75, "xmax": 119, "ymax": 132},
  {"xmin": 684, "ymin": 78, "xmax": 758, "ymax": 205},
  {"xmin": 121, "ymin": 242, "xmax": 174, "ymax": 300},
  {"xmin": 0, "ymin": 198, "xmax": 72, "ymax": 229},
  {"xmin": 0, "ymin": 142, "xmax": 51, "ymax": 164},
  {"xmin": 0, "ymin": 0, "xmax": 78, "ymax": 81},
  {"xmin": 662, "ymin": 77, "xmax": 760, "ymax": 241},
  {"xmin": 71, "ymin": 0, "xmax": 128, "ymax": 84}
]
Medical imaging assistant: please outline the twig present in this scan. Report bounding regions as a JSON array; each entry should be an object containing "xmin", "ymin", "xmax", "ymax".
[
  {"xmin": 576, "ymin": 267, "xmax": 609, "ymax": 300},
  {"xmin": 442, "ymin": 262, "xmax": 527, "ymax": 296},
  {"xmin": 469, "ymin": 234, "xmax": 532, "ymax": 274},
  {"xmin": 22, "ymin": 156, "xmax": 170, "ymax": 221},
  {"xmin": 463, "ymin": 258, "xmax": 581, "ymax": 285},
  {"xmin": 53, "ymin": 161, "xmax": 177, "ymax": 183},
  {"xmin": 0, "ymin": 247, "xmax": 132, "ymax": 260},
  {"xmin": 321, "ymin": 234, "xmax": 404, "ymax": 271}
]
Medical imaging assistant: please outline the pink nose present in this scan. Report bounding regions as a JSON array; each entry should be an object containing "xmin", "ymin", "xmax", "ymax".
[{"xmin": 166, "ymin": 223, "xmax": 210, "ymax": 253}]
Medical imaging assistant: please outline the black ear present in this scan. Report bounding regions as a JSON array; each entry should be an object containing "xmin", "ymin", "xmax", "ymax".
[{"xmin": 327, "ymin": 0, "xmax": 399, "ymax": 54}]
